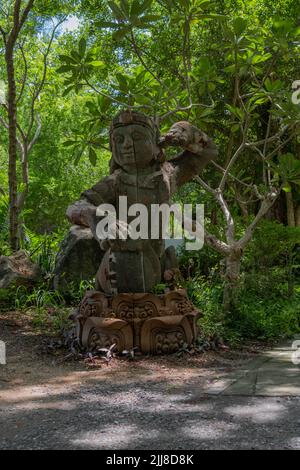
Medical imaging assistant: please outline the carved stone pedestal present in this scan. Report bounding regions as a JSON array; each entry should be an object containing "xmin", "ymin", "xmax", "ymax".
[{"xmin": 73, "ymin": 289, "xmax": 201, "ymax": 355}]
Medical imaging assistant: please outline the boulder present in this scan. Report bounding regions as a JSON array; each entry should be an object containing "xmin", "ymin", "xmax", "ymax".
[
  {"xmin": 53, "ymin": 225, "xmax": 104, "ymax": 293},
  {"xmin": 0, "ymin": 250, "xmax": 41, "ymax": 289}
]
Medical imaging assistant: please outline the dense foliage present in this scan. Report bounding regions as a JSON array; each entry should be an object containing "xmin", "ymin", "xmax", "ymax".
[{"xmin": 1, "ymin": 0, "xmax": 300, "ymax": 344}]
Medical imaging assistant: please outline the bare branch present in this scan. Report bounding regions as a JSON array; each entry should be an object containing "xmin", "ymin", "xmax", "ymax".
[
  {"xmin": 215, "ymin": 189, "xmax": 235, "ymax": 244},
  {"xmin": 219, "ymin": 138, "xmax": 247, "ymax": 191},
  {"xmin": 194, "ymin": 175, "xmax": 216, "ymax": 194},
  {"xmin": 194, "ymin": 175, "xmax": 235, "ymax": 244},
  {"xmin": 211, "ymin": 161, "xmax": 255, "ymax": 190},
  {"xmin": 265, "ymin": 130, "xmax": 298, "ymax": 161},
  {"xmin": 204, "ymin": 231, "xmax": 230, "ymax": 256},
  {"xmin": 237, "ymin": 188, "xmax": 280, "ymax": 249},
  {"xmin": 245, "ymin": 125, "xmax": 290, "ymax": 148},
  {"xmin": 27, "ymin": 112, "xmax": 41, "ymax": 153}
]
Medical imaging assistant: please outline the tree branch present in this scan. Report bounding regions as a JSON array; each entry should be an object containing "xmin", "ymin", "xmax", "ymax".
[
  {"xmin": 237, "ymin": 188, "xmax": 280, "ymax": 249},
  {"xmin": 17, "ymin": 0, "xmax": 35, "ymax": 35},
  {"xmin": 17, "ymin": 43, "xmax": 28, "ymax": 104},
  {"xmin": 27, "ymin": 17, "xmax": 65, "ymax": 138}
]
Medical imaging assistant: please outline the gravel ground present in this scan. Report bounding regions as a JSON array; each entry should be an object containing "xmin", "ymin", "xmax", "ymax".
[
  {"xmin": 1, "ymin": 381, "xmax": 300, "ymax": 450},
  {"xmin": 1, "ymin": 311, "xmax": 299, "ymax": 450}
]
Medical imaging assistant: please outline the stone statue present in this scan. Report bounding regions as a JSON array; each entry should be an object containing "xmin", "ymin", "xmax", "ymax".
[{"xmin": 67, "ymin": 110, "xmax": 217, "ymax": 354}]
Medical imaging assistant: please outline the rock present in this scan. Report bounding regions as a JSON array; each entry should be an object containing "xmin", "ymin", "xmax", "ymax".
[
  {"xmin": 53, "ymin": 225, "xmax": 104, "ymax": 293},
  {"xmin": 0, "ymin": 251, "xmax": 41, "ymax": 289}
]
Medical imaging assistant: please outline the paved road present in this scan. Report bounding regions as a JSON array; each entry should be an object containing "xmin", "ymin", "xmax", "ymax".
[
  {"xmin": 206, "ymin": 338, "xmax": 300, "ymax": 397},
  {"xmin": 0, "ymin": 339, "xmax": 299, "ymax": 450}
]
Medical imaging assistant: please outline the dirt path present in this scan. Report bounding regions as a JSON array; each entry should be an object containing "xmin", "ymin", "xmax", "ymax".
[{"xmin": 0, "ymin": 312, "xmax": 299, "ymax": 450}]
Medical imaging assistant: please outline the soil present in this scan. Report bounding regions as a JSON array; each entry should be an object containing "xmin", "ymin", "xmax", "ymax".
[{"xmin": 1, "ymin": 311, "xmax": 299, "ymax": 450}]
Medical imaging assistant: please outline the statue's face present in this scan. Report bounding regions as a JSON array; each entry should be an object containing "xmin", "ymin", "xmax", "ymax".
[{"xmin": 112, "ymin": 124, "xmax": 157, "ymax": 170}]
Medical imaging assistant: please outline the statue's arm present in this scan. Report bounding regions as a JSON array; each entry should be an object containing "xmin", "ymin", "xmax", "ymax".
[
  {"xmin": 66, "ymin": 175, "xmax": 116, "ymax": 235},
  {"xmin": 160, "ymin": 122, "xmax": 218, "ymax": 188}
]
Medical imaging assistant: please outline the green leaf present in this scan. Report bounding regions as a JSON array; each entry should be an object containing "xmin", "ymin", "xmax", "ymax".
[
  {"xmin": 178, "ymin": 0, "xmax": 190, "ymax": 9},
  {"xmin": 78, "ymin": 38, "xmax": 87, "ymax": 57},
  {"xmin": 131, "ymin": 0, "xmax": 143, "ymax": 15},
  {"xmin": 264, "ymin": 78, "xmax": 283, "ymax": 92},
  {"xmin": 89, "ymin": 147, "xmax": 97, "ymax": 166},
  {"xmin": 63, "ymin": 140, "xmax": 77, "ymax": 147},
  {"xmin": 282, "ymin": 183, "xmax": 292, "ymax": 193},
  {"xmin": 196, "ymin": 13, "xmax": 226, "ymax": 20},
  {"xmin": 278, "ymin": 153, "xmax": 300, "ymax": 186},
  {"xmin": 197, "ymin": 57, "xmax": 211, "ymax": 71},
  {"xmin": 95, "ymin": 21, "xmax": 119, "ymax": 28},
  {"xmin": 70, "ymin": 50, "xmax": 82, "ymax": 61},
  {"xmin": 62, "ymin": 85, "xmax": 75, "ymax": 97},
  {"xmin": 59, "ymin": 54, "xmax": 77, "ymax": 64},
  {"xmin": 140, "ymin": 0, "xmax": 153, "ymax": 13},
  {"xmin": 224, "ymin": 64, "xmax": 235, "ymax": 73},
  {"xmin": 140, "ymin": 14, "xmax": 161, "ymax": 22},
  {"xmin": 133, "ymin": 93, "xmax": 152, "ymax": 105},
  {"xmin": 74, "ymin": 147, "xmax": 85, "ymax": 165},
  {"xmin": 251, "ymin": 53, "xmax": 272, "ymax": 64},
  {"xmin": 226, "ymin": 104, "xmax": 244, "ymax": 121},
  {"xmin": 56, "ymin": 65, "xmax": 74, "ymax": 74},
  {"xmin": 231, "ymin": 123, "xmax": 240, "ymax": 133},
  {"xmin": 88, "ymin": 60, "xmax": 106, "ymax": 68},
  {"xmin": 116, "ymin": 72, "xmax": 128, "ymax": 92},
  {"xmin": 108, "ymin": 1, "xmax": 125, "ymax": 19},
  {"xmin": 232, "ymin": 17, "xmax": 247, "ymax": 36},
  {"xmin": 112, "ymin": 27, "xmax": 130, "ymax": 40},
  {"xmin": 120, "ymin": 0, "xmax": 130, "ymax": 16}
]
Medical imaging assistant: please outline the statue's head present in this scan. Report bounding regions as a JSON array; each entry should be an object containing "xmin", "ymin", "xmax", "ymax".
[{"xmin": 109, "ymin": 110, "xmax": 162, "ymax": 172}]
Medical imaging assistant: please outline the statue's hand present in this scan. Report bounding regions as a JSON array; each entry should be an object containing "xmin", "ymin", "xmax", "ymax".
[
  {"xmin": 66, "ymin": 200, "xmax": 97, "ymax": 227},
  {"xmin": 159, "ymin": 121, "xmax": 210, "ymax": 155}
]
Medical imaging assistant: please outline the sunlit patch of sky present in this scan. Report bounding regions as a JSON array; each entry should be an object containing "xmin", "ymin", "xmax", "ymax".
[
  {"xmin": 61, "ymin": 15, "xmax": 81, "ymax": 33},
  {"xmin": 38, "ymin": 15, "xmax": 81, "ymax": 37}
]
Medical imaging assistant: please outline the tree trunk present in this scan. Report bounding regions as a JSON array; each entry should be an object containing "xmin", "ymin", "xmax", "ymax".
[
  {"xmin": 5, "ymin": 45, "xmax": 19, "ymax": 252},
  {"xmin": 286, "ymin": 191, "xmax": 295, "ymax": 227},
  {"xmin": 17, "ymin": 146, "xmax": 29, "ymax": 212},
  {"xmin": 223, "ymin": 251, "xmax": 241, "ymax": 313},
  {"xmin": 295, "ymin": 205, "xmax": 300, "ymax": 227}
]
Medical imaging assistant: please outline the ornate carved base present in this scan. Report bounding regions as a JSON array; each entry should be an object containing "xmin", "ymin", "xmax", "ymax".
[{"xmin": 73, "ymin": 289, "xmax": 201, "ymax": 355}]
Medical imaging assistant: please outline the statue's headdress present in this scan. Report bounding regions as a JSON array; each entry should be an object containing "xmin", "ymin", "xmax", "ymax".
[
  {"xmin": 109, "ymin": 110, "xmax": 160, "ymax": 147},
  {"xmin": 109, "ymin": 110, "xmax": 163, "ymax": 172}
]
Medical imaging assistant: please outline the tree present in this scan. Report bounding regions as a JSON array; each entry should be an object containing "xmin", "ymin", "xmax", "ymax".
[
  {"xmin": 57, "ymin": 0, "xmax": 300, "ymax": 311},
  {"xmin": 0, "ymin": 1, "xmax": 66, "ymax": 250},
  {"xmin": 0, "ymin": 0, "xmax": 35, "ymax": 251}
]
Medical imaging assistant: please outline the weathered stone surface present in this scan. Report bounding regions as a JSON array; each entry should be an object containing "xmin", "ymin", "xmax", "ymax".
[
  {"xmin": 0, "ymin": 250, "xmax": 41, "ymax": 288},
  {"xmin": 73, "ymin": 289, "xmax": 201, "ymax": 354},
  {"xmin": 53, "ymin": 225, "xmax": 104, "ymax": 293}
]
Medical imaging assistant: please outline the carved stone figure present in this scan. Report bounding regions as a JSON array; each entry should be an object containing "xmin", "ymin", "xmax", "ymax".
[{"xmin": 67, "ymin": 110, "xmax": 217, "ymax": 354}]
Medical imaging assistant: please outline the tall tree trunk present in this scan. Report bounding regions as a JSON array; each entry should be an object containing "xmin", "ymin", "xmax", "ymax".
[
  {"xmin": 295, "ymin": 205, "xmax": 300, "ymax": 227},
  {"xmin": 223, "ymin": 250, "xmax": 241, "ymax": 313},
  {"xmin": 286, "ymin": 191, "xmax": 295, "ymax": 227},
  {"xmin": 5, "ymin": 45, "xmax": 19, "ymax": 251},
  {"xmin": 3, "ymin": 0, "xmax": 35, "ymax": 251}
]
